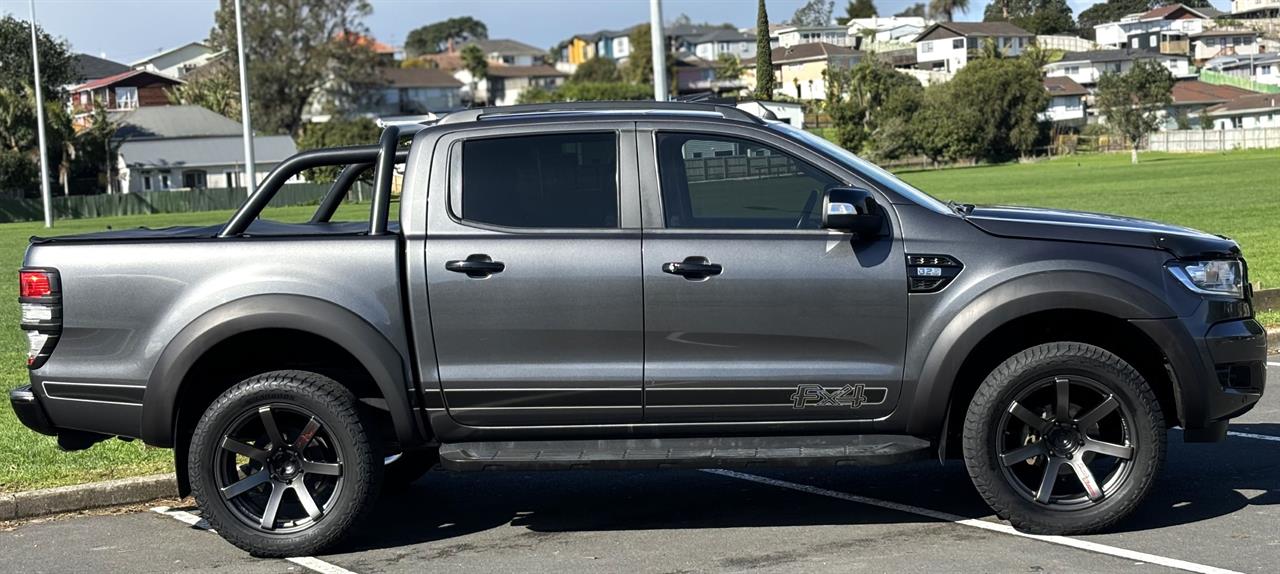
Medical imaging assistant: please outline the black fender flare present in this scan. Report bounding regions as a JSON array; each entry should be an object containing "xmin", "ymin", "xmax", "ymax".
[
  {"xmin": 904, "ymin": 271, "xmax": 1175, "ymax": 437},
  {"xmin": 141, "ymin": 294, "xmax": 425, "ymax": 448}
]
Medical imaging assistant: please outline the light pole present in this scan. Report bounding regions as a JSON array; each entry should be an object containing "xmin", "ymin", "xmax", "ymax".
[
  {"xmin": 649, "ymin": 0, "xmax": 668, "ymax": 101},
  {"xmin": 234, "ymin": 0, "xmax": 256, "ymax": 195},
  {"xmin": 28, "ymin": 0, "xmax": 53, "ymax": 228}
]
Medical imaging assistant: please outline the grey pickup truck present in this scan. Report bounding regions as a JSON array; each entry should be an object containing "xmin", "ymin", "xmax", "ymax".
[{"xmin": 11, "ymin": 102, "xmax": 1266, "ymax": 556}]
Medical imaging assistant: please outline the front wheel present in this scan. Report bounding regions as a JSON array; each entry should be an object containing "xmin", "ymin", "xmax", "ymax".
[
  {"xmin": 962, "ymin": 342, "xmax": 1166, "ymax": 534},
  {"xmin": 188, "ymin": 370, "xmax": 382, "ymax": 557}
]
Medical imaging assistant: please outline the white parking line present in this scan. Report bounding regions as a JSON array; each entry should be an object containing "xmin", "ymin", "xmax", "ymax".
[
  {"xmin": 151, "ymin": 506, "xmax": 359, "ymax": 574},
  {"xmin": 702, "ymin": 469, "xmax": 1241, "ymax": 574},
  {"xmin": 1227, "ymin": 430, "xmax": 1280, "ymax": 443},
  {"xmin": 1267, "ymin": 362, "xmax": 1280, "ymax": 368}
]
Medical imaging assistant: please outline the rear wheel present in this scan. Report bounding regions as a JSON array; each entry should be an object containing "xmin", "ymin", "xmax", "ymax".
[
  {"xmin": 188, "ymin": 370, "xmax": 382, "ymax": 557},
  {"xmin": 962, "ymin": 342, "xmax": 1165, "ymax": 534}
]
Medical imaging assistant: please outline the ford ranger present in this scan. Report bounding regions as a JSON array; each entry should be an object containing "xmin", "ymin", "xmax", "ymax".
[{"xmin": 9, "ymin": 102, "xmax": 1266, "ymax": 556}]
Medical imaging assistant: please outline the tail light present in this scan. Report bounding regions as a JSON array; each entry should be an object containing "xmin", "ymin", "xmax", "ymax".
[{"xmin": 19, "ymin": 268, "xmax": 61, "ymax": 368}]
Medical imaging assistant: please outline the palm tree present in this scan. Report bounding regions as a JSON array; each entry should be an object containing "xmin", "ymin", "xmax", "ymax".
[{"xmin": 928, "ymin": 0, "xmax": 969, "ymax": 22}]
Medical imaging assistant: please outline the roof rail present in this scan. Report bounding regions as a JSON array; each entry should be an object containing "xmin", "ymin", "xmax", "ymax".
[{"xmin": 437, "ymin": 101, "xmax": 765, "ymax": 125}]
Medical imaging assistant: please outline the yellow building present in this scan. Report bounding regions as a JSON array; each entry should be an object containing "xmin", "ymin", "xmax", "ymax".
[{"xmin": 742, "ymin": 43, "xmax": 860, "ymax": 100}]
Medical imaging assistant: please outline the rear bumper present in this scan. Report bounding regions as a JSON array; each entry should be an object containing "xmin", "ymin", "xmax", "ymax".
[
  {"xmin": 10, "ymin": 385, "xmax": 57, "ymax": 436},
  {"xmin": 1132, "ymin": 316, "xmax": 1266, "ymax": 442}
]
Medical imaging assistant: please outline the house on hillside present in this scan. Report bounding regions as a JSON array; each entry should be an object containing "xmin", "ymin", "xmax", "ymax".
[
  {"xmin": 1166, "ymin": 80, "xmax": 1259, "ymax": 128},
  {"xmin": 1043, "ymin": 49, "xmax": 1193, "ymax": 87},
  {"xmin": 743, "ymin": 43, "xmax": 861, "ymax": 100},
  {"xmin": 1230, "ymin": 0, "xmax": 1280, "ymax": 21},
  {"xmin": 772, "ymin": 25, "xmax": 855, "ymax": 49},
  {"xmin": 913, "ymin": 22, "xmax": 1034, "ymax": 73},
  {"xmin": 107, "ymin": 105, "xmax": 299, "ymax": 193},
  {"xmin": 69, "ymin": 53, "xmax": 131, "ymax": 87},
  {"xmin": 1200, "ymin": 92, "xmax": 1280, "ymax": 128},
  {"xmin": 131, "ymin": 42, "xmax": 223, "ymax": 79},
  {"xmin": 680, "ymin": 28, "xmax": 757, "ymax": 61},
  {"xmin": 69, "ymin": 70, "xmax": 182, "ymax": 121},
  {"xmin": 1204, "ymin": 53, "xmax": 1280, "ymax": 87},
  {"xmin": 1191, "ymin": 29, "xmax": 1263, "ymax": 61},
  {"xmin": 457, "ymin": 65, "xmax": 566, "ymax": 106},
  {"xmin": 1042, "ymin": 77, "xmax": 1088, "ymax": 126},
  {"xmin": 369, "ymin": 68, "xmax": 464, "ymax": 115},
  {"xmin": 1093, "ymin": 4, "xmax": 1208, "ymax": 56},
  {"xmin": 846, "ymin": 16, "xmax": 929, "ymax": 47},
  {"xmin": 459, "ymin": 39, "xmax": 546, "ymax": 66}
]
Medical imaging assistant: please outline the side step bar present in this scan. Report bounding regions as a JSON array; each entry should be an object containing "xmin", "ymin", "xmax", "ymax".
[{"xmin": 438, "ymin": 435, "xmax": 932, "ymax": 471}]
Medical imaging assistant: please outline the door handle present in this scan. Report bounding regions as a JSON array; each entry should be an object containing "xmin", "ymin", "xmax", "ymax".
[
  {"xmin": 446, "ymin": 254, "xmax": 505, "ymax": 278},
  {"xmin": 663, "ymin": 256, "xmax": 722, "ymax": 280}
]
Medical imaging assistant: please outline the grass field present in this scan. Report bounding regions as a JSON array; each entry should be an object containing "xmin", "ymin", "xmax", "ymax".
[{"xmin": 0, "ymin": 150, "xmax": 1276, "ymax": 492}]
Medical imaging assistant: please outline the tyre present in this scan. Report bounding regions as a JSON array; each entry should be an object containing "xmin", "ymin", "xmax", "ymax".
[
  {"xmin": 962, "ymin": 342, "xmax": 1165, "ymax": 535},
  {"xmin": 188, "ymin": 370, "xmax": 382, "ymax": 557},
  {"xmin": 382, "ymin": 449, "xmax": 438, "ymax": 492}
]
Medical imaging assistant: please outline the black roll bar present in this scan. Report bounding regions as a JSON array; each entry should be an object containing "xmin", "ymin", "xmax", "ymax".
[
  {"xmin": 309, "ymin": 148, "xmax": 410, "ymax": 224},
  {"xmin": 368, "ymin": 128, "xmax": 399, "ymax": 236}
]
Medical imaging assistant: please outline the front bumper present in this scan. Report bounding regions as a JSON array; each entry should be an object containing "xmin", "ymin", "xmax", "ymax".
[
  {"xmin": 10, "ymin": 385, "xmax": 57, "ymax": 436},
  {"xmin": 1132, "ymin": 316, "xmax": 1266, "ymax": 442}
]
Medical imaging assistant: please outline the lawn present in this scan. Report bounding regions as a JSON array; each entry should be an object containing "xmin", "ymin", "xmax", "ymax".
[
  {"xmin": 1, "ymin": 150, "xmax": 1277, "ymax": 492},
  {"xmin": 0, "ymin": 202, "xmax": 379, "ymax": 492},
  {"xmin": 896, "ymin": 149, "xmax": 1280, "ymax": 288}
]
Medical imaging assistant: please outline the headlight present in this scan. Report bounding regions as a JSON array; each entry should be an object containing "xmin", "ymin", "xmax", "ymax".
[{"xmin": 1168, "ymin": 260, "xmax": 1243, "ymax": 298}]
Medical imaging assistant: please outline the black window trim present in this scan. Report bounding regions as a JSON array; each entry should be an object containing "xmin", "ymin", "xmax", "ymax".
[
  {"xmin": 648, "ymin": 129, "xmax": 850, "ymax": 235},
  {"xmin": 446, "ymin": 129, "xmax": 627, "ymax": 234}
]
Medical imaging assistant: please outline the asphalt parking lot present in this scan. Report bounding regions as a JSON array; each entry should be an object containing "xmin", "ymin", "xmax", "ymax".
[{"xmin": 5, "ymin": 361, "xmax": 1278, "ymax": 574}]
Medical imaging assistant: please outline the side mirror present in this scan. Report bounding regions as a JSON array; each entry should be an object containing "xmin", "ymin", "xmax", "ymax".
[{"xmin": 822, "ymin": 187, "xmax": 883, "ymax": 237}]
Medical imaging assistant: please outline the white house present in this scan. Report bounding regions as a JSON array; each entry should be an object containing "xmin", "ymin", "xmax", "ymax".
[
  {"xmin": 914, "ymin": 22, "xmax": 1034, "ymax": 73},
  {"xmin": 456, "ymin": 65, "xmax": 567, "ymax": 107},
  {"xmin": 773, "ymin": 26, "xmax": 855, "ymax": 49},
  {"xmin": 1093, "ymin": 4, "xmax": 1207, "ymax": 55},
  {"xmin": 1201, "ymin": 92, "xmax": 1280, "ymax": 128},
  {"xmin": 461, "ymin": 39, "xmax": 547, "ymax": 67},
  {"xmin": 109, "ymin": 105, "xmax": 299, "ymax": 193},
  {"xmin": 1231, "ymin": 0, "xmax": 1280, "ymax": 20},
  {"xmin": 846, "ymin": 16, "xmax": 928, "ymax": 45},
  {"xmin": 685, "ymin": 28, "xmax": 757, "ymax": 61},
  {"xmin": 1042, "ymin": 76, "xmax": 1088, "ymax": 125},
  {"xmin": 1191, "ymin": 29, "xmax": 1263, "ymax": 61},
  {"xmin": 131, "ymin": 42, "xmax": 222, "ymax": 79},
  {"xmin": 1204, "ymin": 53, "xmax": 1280, "ymax": 86},
  {"xmin": 1043, "ymin": 49, "xmax": 1193, "ymax": 86}
]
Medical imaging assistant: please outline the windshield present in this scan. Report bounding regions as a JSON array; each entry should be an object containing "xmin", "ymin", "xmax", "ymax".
[{"xmin": 769, "ymin": 122, "xmax": 953, "ymax": 215}]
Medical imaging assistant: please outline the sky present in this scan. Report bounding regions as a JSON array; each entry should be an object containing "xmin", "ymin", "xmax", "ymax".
[{"xmin": 1, "ymin": 0, "xmax": 1232, "ymax": 64}]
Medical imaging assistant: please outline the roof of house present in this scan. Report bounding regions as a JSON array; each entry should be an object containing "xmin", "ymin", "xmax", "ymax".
[
  {"xmin": 1138, "ymin": 4, "xmax": 1209, "ymax": 21},
  {"xmin": 1203, "ymin": 92, "xmax": 1280, "ymax": 116},
  {"xmin": 1205, "ymin": 52, "xmax": 1280, "ymax": 70},
  {"xmin": 1170, "ymin": 79, "xmax": 1256, "ymax": 105},
  {"xmin": 1191, "ymin": 28, "xmax": 1261, "ymax": 38},
  {"xmin": 687, "ymin": 28, "xmax": 755, "ymax": 44},
  {"xmin": 119, "ymin": 135, "xmax": 297, "ymax": 169},
  {"xmin": 1055, "ymin": 48, "xmax": 1177, "ymax": 64},
  {"xmin": 483, "ymin": 65, "xmax": 567, "ymax": 78},
  {"xmin": 71, "ymin": 69, "xmax": 182, "ymax": 92},
  {"xmin": 334, "ymin": 32, "xmax": 398, "ymax": 55},
  {"xmin": 745, "ymin": 42, "xmax": 858, "ymax": 65},
  {"xmin": 130, "ymin": 42, "xmax": 213, "ymax": 66},
  {"xmin": 72, "ymin": 53, "xmax": 131, "ymax": 82},
  {"xmin": 379, "ymin": 67, "xmax": 464, "ymax": 88},
  {"xmin": 463, "ymin": 38, "xmax": 545, "ymax": 56},
  {"xmin": 109, "ymin": 105, "xmax": 243, "ymax": 139},
  {"xmin": 914, "ymin": 21, "xmax": 1033, "ymax": 43},
  {"xmin": 1044, "ymin": 76, "xmax": 1088, "ymax": 97}
]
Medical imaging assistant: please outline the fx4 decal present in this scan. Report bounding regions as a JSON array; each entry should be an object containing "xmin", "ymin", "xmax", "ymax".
[{"xmin": 790, "ymin": 384, "xmax": 887, "ymax": 409}]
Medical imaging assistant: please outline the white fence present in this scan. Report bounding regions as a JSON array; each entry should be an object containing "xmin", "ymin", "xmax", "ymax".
[
  {"xmin": 1147, "ymin": 128, "xmax": 1280, "ymax": 152},
  {"xmin": 1036, "ymin": 35, "xmax": 1097, "ymax": 52}
]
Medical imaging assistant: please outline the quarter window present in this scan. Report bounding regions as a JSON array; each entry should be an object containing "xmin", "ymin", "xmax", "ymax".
[
  {"xmin": 459, "ymin": 132, "xmax": 618, "ymax": 228},
  {"xmin": 655, "ymin": 133, "xmax": 838, "ymax": 230}
]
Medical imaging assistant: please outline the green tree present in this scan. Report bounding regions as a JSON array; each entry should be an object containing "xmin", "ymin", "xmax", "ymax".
[
  {"xmin": 713, "ymin": 54, "xmax": 743, "ymax": 83},
  {"xmin": 166, "ymin": 65, "xmax": 241, "ymax": 119},
  {"xmin": 460, "ymin": 44, "xmax": 489, "ymax": 106},
  {"xmin": 572, "ymin": 57, "xmax": 621, "ymax": 83},
  {"xmin": 73, "ymin": 103, "xmax": 118, "ymax": 194},
  {"xmin": 1095, "ymin": 60, "xmax": 1174, "ymax": 164},
  {"xmin": 792, "ymin": 0, "xmax": 836, "ymax": 26},
  {"xmin": 896, "ymin": 3, "xmax": 928, "ymax": 17},
  {"xmin": 0, "ymin": 15, "xmax": 77, "ymax": 97},
  {"xmin": 754, "ymin": 0, "xmax": 775, "ymax": 100},
  {"xmin": 0, "ymin": 86, "xmax": 75, "ymax": 197},
  {"xmin": 296, "ymin": 117, "xmax": 381, "ymax": 182},
  {"xmin": 404, "ymin": 17, "xmax": 488, "ymax": 56},
  {"xmin": 984, "ymin": 0, "xmax": 1075, "ymax": 35},
  {"xmin": 826, "ymin": 59, "xmax": 925, "ymax": 160},
  {"xmin": 208, "ymin": 0, "xmax": 380, "ymax": 138},
  {"xmin": 929, "ymin": 0, "xmax": 971, "ymax": 22},
  {"xmin": 914, "ymin": 56, "xmax": 1048, "ymax": 163},
  {"xmin": 627, "ymin": 24, "xmax": 654, "ymax": 85},
  {"xmin": 840, "ymin": 0, "xmax": 879, "ymax": 23},
  {"xmin": 1077, "ymin": 0, "xmax": 1150, "ymax": 39}
]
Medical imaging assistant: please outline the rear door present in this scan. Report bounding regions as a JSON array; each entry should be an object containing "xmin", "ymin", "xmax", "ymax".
[
  {"xmin": 637, "ymin": 124, "xmax": 908, "ymax": 423},
  {"xmin": 424, "ymin": 122, "xmax": 643, "ymax": 426}
]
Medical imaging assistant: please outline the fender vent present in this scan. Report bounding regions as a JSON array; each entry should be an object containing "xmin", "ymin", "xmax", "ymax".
[{"xmin": 906, "ymin": 254, "xmax": 962, "ymax": 293}]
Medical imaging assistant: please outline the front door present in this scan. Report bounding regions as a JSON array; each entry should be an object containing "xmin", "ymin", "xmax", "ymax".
[
  {"xmin": 425, "ymin": 126, "xmax": 643, "ymax": 426},
  {"xmin": 639, "ymin": 128, "xmax": 908, "ymax": 423}
]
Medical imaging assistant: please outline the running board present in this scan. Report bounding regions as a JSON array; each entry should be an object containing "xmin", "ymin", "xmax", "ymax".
[{"xmin": 438, "ymin": 435, "xmax": 932, "ymax": 471}]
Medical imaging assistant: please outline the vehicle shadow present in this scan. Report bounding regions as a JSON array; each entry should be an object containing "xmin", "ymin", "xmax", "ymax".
[{"xmin": 335, "ymin": 423, "xmax": 1280, "ymax": 553}]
